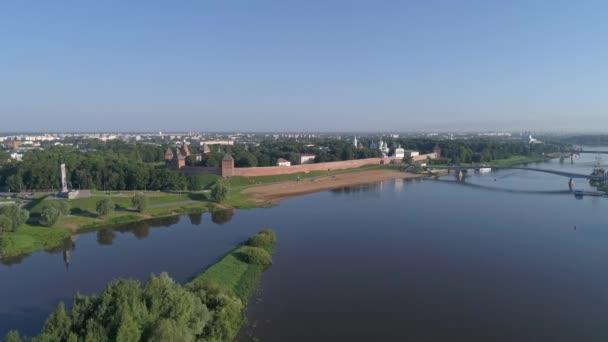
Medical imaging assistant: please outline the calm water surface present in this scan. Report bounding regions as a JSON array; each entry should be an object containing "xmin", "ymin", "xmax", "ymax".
[{"xmin": 2, "ymin": 151, "xmax": 608, "ymax": 341}]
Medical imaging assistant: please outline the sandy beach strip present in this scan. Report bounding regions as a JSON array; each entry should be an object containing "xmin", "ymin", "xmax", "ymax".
[{"xmin": 242, "ymin": 169, "xmax": 423, "ymax": 203}]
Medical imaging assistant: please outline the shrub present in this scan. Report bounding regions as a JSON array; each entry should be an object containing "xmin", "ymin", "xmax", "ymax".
[
  {"xmin": 210, "ymin": 182, "xmax": 228, "ymax": 203},
  {"xmin": 40, "ymin": 206, "xmax": 62, "ymax": 227},
  {"xmin": 96, "ymin": 198, "xmax": 115, "ymax": 217},
  {"xmin": 238, "ymin": 246, "xmax": 272, "ymax": 266},
  {"xmin": 0, "ymin": 215, "xmax": 12, "ymax": 233},
  {"xmin": 131, "ymin": 194, "xmax": 149, "ymax": 213},
  {"xmin": 0, "ymin": 205, "xmax": 29, "ymax": 232},
  {"xmin": 38, "ymin": 201, "xmax": 70, "ymax": 227},
  {"xmin": 246, "ymin": 229, "xmax": 277, "ymax": 252}
]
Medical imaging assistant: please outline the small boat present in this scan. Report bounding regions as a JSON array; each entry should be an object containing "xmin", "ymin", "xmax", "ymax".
[{"xmin": 477, "ymin": 167, "xmax": 492, "ymax": 173}]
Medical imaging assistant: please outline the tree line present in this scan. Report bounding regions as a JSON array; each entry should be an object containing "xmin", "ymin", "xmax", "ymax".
[{"xmin": 0, "ymin": 144, "xmax": 218, "ymax": 192}]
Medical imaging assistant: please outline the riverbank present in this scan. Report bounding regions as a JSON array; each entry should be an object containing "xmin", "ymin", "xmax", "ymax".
[
  {"xmin": 4, "ymin": 229, "xmax": 277, "ymax": 342},
  {"xmin": 242, "ymin": 168, "xmax": 422, "ymax": 204},
  {"xmin": 0, "ymin": 165, "xmax": 412, "ymax": 259}
]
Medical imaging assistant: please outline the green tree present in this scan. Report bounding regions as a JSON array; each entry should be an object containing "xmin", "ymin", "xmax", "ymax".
[
  {"xmin": 0, "ymin": 205, "xmax": 29, "ymax": 232},
  {"xmin": 40, "ymin": 206, "xmax": 62, "ymax": 227},
  {"xmin": 210, "ymin": 182, "xmax": 228, "ymax": 203},
  {"xmin": 41, "ymin": 302, "xmax": 72, "ymax": 341},
  {"xmin": 96, "ymin": 198, "xmax": 115, "ymax": 217},
  {"xmin": 3, "ymin": 330, "xmax": 22, "ymax": 342},
  {"xmin": 115, "ymin": 312, "xmax": 141, "ymax": 342},
  {"xmin": 39, "ymin": 201, "xmax": 70, "ymax": 227},
  {"xmin": 7, "ymin": 174, "xmax": 23, "ymax": 193},
  {"xmin": 0, "ymin": 215, "xmax": 12, "ymax": 233},
  {"xmin": 131, "ymin": 194, "xmax": 149, "ymax": 213}
]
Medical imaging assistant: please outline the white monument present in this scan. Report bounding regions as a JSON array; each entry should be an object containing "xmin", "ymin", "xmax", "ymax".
[{"xmin": 59, "ymin": 162, "xmax": 68, "ymax": 193}]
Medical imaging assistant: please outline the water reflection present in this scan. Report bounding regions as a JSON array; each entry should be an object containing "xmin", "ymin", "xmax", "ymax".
[
  {"xmin": 0, "ymin": 215, "xmax": 185, "ymax": 266},
  {"xmin": 188, "ymin": 213, "xmax": 203, "ymax": 226},
  {"xmin": 211, "ymin": 208, "xmax": 235, "ymax": 225}
]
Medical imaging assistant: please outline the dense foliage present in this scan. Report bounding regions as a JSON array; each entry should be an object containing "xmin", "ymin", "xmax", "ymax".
[
  {"xmin": 0, "ymin": 205, "xmax": 29, "ymax": 233},
  {"xmin": 210, "ymin": 183, "xmax": 228, "ymax": 203},
  {"xmin": 4, "ymin": 273, "xmax": 243, "ymax": 342},
  {"xmin": 131, "ymin": 194, "xmax": 149, "ymax": 213},
  {"xmin": 96, "ymin": 198, "xmax": 115, "ymax": 217},
  {"xmin": 39, "ymin": 201, "xmax": 70, "ymax": 227},
  {"xmin": 0, "ymin": 142, "xmax": 208, "ymax": 192}
]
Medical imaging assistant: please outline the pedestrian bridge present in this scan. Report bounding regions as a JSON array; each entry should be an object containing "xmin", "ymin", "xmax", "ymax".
[{"xmin": 426, "ymin": 165, "xmax": 608, "ymax": 181}]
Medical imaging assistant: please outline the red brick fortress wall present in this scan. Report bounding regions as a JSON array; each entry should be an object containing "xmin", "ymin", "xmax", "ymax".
[{"xmin": 231, "ymin": 157, "xmax": 394, "ymax": 177}]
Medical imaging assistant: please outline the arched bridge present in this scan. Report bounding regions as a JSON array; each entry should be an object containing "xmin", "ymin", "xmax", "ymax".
[{"xmin": 426, "ymin": 166, "xmax": 608, "ymax": 181}]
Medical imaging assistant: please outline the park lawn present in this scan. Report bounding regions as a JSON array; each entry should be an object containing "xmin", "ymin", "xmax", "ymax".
[{"xmin": 0, "ymin": 225, "xmax": 71, "ymax": 258}]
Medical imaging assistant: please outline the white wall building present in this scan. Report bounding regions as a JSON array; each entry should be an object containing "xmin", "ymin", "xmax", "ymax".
[
  {"xmin": 299, "ymin": 153, "xmax": 316, "ymax": 164},
  {"xmin": 277, "ymin": 158, "xmax": 291, "ymax": 167},
  {"xmin": 394, "ymin": 145, "xmax": 405, "ymax": 159}
]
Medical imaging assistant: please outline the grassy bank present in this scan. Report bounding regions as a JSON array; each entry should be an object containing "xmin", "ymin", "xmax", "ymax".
[
  {"xmin": 1, "ymin": 164, "xmax": 397, "ymax": 259},
  {"xmin": 187, "ymin": 229, "xmax": 276, "ymax": 302},
  {"xmin": 0, "ymin": 192, "xmax": 216, "ymax": 259},
  {"xmin": 4, "ymin": 230, "xmax": 277, "ymax": 342},
  {"xmin": 0, "ymin": 225, "xmax": 71, "ymax": 258}
]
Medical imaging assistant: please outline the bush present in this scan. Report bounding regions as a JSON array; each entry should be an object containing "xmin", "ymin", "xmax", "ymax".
[
  {"xmin": 96, "ymin": 198, "xmax": 115, "ymax": 217},
  {"xmin": 38, "ymin": 201, "xmax": 71, "ymax": 227},
  {"xmin": 40, "ymin": 206, "xmax": 62, "ymax": 227},
  {"xmin": 210, "ymin": 182, "xmax": 228, "ymax": 203},
  {"xmin": 131, "ymin": 194, "xmax": 149, "ymax": 213},
  {"xmin": 246, "ymin": 229, "xmax": 277, "ymax": 252},
  {"xmin": 238, "ymin": 246, "xmax": 272, "ymax": 266},
  {"xmin": 0, "ymin": 205, "xmax": 29, "ymax": 232},
  {"xmin": 0, "ymin": 215, "xmax": 12, "ymax": 233}
]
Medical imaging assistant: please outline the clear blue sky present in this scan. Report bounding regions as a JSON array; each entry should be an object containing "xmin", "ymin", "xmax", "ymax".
[{"xmin": 1, "ymin": 1, "xmax": 607, "ymax": 132}]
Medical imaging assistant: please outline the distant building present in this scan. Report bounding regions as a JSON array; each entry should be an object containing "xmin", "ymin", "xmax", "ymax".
[
  {"xmin": 404, "ymin": 150, "xmax": 420, "ymax": 157},
  {"xmin": 200, "ymin": 143, "xmax": 211, "ymax": 155},
  {"xmin": 529, "ymin": 135, "xmax": 543, "ymax": 144},
  {"xmin": 353, "ymin": 136, "xmax": 358, "ymax": 148},
  {"xmin": 298, "ymin": 153, "xmax": 316, "ymax": 164},
  {"xmin": 394, "ymin": 145, "xmax": 405, "ymax": 159},
  {"xmin": 173, "ymin": 149, "xmax": 186, "ymax": 169},
  {"xmin": 200, "ymin": 140, "xmax": 234, "ymax": 146},
  {"xmin": 378, "ymin": 139, "xmax": 389, "ymax": 157},
  {"xmin": 277, "ymin": 158, "xmax": 291, "ymax": 167},
  {"xmin": 221, "ymin": 153, "xmax": 234, "ymax": 177},
  {"xmin": 4, "ymin": 139, "xmax": 22, "ymax": 149},
  {"xmin": 164, "ymin": 148, "xmax": 174, "ymax": 161},
  {"xmin": 9, "ymin": 152, "xmax": 23, "ymax": 161}
]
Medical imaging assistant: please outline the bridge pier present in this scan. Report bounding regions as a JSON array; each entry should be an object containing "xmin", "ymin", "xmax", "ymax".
[
  {"xmin": 569, "ymin": 178, "xmax": 574, "ymax": 190},
  {"xmin": 457, "ymin": 170, "xmax": 465, "ymax": 181}
]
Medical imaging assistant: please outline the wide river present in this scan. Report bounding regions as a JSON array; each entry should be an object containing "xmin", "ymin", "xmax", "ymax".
[{"xmin": 2, "ymin": 150, "xmax": 608, "ymax": 341}]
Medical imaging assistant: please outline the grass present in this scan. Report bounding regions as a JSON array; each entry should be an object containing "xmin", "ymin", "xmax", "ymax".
[
  {"xmin": 486, "ymin": 155, "xmax": 552, "ymax": 166},
  {"xmin": 187, "ymin": 230, "xmax": 276, "ymax": 302},
  {"xmin": 0, "ymin": 225, "xmax": 71, "ymax": 258}
]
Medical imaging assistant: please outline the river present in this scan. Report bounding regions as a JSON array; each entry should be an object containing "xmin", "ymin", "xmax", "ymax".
[{"xmin": 1, "ymin": 151, "xmax": 608, "ymax": 341}]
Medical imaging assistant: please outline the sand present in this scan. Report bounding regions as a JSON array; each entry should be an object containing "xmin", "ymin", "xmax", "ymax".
[{"xmin": 243, "ymin": 169, "xmax": 423, "ymax": 203}]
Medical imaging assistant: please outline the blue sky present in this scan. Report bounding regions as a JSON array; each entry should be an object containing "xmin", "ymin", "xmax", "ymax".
[{"xmin": 1, "ymin": 1, "xmax": 607, "ymax": 132}]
